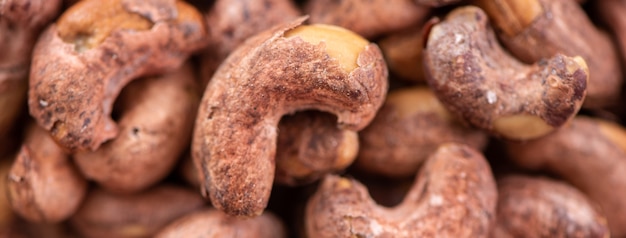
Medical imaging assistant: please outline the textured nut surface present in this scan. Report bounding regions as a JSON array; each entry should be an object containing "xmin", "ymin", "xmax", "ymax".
[
  {"xmin": 193, "ymin": 18, "xmax": 388, "ymax": 217},
  {"xmin": 306, "ymin": 143, "xmax": 497, "ymax": 237}
]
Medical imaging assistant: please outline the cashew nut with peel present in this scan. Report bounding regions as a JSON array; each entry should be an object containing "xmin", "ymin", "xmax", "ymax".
[
  {"xmin": 424, "ymin": 6, "xmax": 588, "ymax": 140},
  {"xmin": 192, "ymin": 18, "xmax": 388, "ymax": 217},
  {"xmin": 305, "ymin": 143, "xmax": 497, "ymax": 238}
]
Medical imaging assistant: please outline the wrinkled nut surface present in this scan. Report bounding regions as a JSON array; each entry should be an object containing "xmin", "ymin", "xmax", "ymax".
[
  {"xmin": 70, "ymin": 185, "xmax": 204, "ymax": 238},
  {"xmin": 155, "ymin": 209, "xmax": 286, "ymax": 238},
  {"xmin": 494, "ymin": 175, "xmax": 610, "ymax": 238},
  {"xmin": 506, "ymin": 117, "xmax": 626, "ymax": 237},
  {"xmin": 7, "ymin": 124, "xmax": 87, "ymax": 223},
  {"xmin": 73, "ymin": 63, "xmax": 199, "ymax": 194},
  {"xmin": 305, "ymin": 143, "xmax": 497, "ymax": 237},
  {"xmin": 193, "ymin": 18, "xmax": 388, "ymax": 217},
  {"xmin": 200, "ymin": 0, "xmax": 300, "ymax": 87},
  {"xmin": 29, "ymin": 0, "xmax": 207, "ymax": 152},
  {"xmin": 475, "ymin": 0, "xmax": 622, "ymax": 108},
  {"xmin": 356, "ymin": 87, "xmax": 488, "ymax": 178},
  {"xmin": 275, "ymin": 111, "xmax": 358, "ymax": 186},
  {"xmin": 305, "ymin": 0, "xmax": 430, "ymax": 39},
  {"xmin": 424, "ymin": 6, "xmax": 588, "ymax": 140}
]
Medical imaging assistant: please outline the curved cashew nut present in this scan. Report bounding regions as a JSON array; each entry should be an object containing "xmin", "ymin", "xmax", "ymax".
[
  {"xmin": 424, "ymin": 6, "xmax": 588, "ymax": 140},
  {"xmin": 192, "ymin": 18, "xmax": 388, "ymax": 217},
  {"xmin": 28, "ymin": 0, "xmax": 207, "ymax": 152},
  {"xmin": 305, "ymin": 143, "xmax": 497, "ymax": 237},
  {"xmin": 73, "ymin": 63, "xmax": 199, "ymax": 193}
]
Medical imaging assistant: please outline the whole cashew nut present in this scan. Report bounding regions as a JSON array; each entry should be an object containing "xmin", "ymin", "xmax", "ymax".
[{"xmin": 192, "ymin": 18, "xmax": 388, "ymax": 217}]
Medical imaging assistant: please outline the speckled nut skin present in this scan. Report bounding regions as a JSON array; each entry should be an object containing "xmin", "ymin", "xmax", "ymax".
[
  {"xmin": 73, "ymin": 63, "xmax": 199, "ymax": 194},
  {"xmin": 475, "ymin": 0, "xmax": 622, "ymax": 109},
  {"xmin": 494, "ymin": 175, "xmax": 610, "ymax": 238},
  {"xmin": 275, "ymin": 111, "xmax": 358, "ymax": 186},
  {"xmin": 356, "ymin": 87, "xmax": 488, "ymax": 178},
  {"xmin": 28, "ymin": 0, "xmax": 207, "ymax": 152},
  {"xmin": 0, "ymin": 0, "xmax": 61, "ymax": 146},
  {"xmin": 7, "ymin": 124, "xmax": 87, "ymax": 223},
  {"xmin": 505, "ymin": 117, "xmax": 626, "ymax": 237},
  {"xmin": 155, "ymin": 209, "xmax": 286, "ymax": 238},
  {"xmin": 306, "ymin": 143, "xmax": 497, "ymax": 238},
  {"xmin": 192, "ymin": 18, "xmax": 388, "ymax": 217},
  {"xmin": 70, "ymin": 185, "xmax": 204, "ymax": 238},
  {"xmin": 200, "ymin": 0, "xmax": 300, "ymax": 87},
  {"xmin": 424, "ymin": 6, "xmax": 588, "ymax": 140},
  {"xmin": 305, "ymin": 0, "xmax": 429, "ymax": 39}
]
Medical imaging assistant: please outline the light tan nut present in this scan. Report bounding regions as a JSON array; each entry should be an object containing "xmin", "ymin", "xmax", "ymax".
[
  {"xmin": 275, "ymin": 111, "xmax": 358, "ymax": 186},
  {"xmin": 73, "ymin": 63, "xmax": 199, "ymax": 193},
  {"xmin": 505, "ymin": 117, "xmax": 626, "ymax": 237},
  {"xmin": 494, "ymin": 175, "xmax": 610, "ymax": 238},
  {"xmin": 155, "ymin": 209, "xmax": 286, "ymax": 238},
  {"xmin": 378, "ymin": 25, "xmax": 427, "ymax": 82},
  {"xmin": 356, "ymin": 87, "xmax": 488, "ymax": 178},
  {"xmin": 70, "ymin": 185, "xmax": 204, "ymax": 238},
  {"xmin": 192, "ymin": 18, "xmax": 388, "ymax": 217},
  {"xmin": 424, "ymin": 6, "xmax": 588, "ymax": 140},
  {"xmin": 0, "ymin": 0, "xmax": 61, "ymax": 146},
  {"xmin": 200, "ymin": 0, "xmax": 300, "ymax": 87},
  {"xmin": 474, "ymin": 0, "xmax": 622, "ymax": 108},
  {"xmin": 305, "ymin": 143, "xmax": 497, "ymax": 237},
  {"xmin": 305, "ymin": 0, "xmax": 430, "ymax": 39},
  {"xmin": 7, "ymin": 123, "xmax": 87, "ymax": 223},
  {"xmin": 28, "ymin": 0, "xmax": 207, "ymax": 152}
]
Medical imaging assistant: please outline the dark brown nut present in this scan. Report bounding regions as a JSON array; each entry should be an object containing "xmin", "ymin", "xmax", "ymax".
[
  {"xmin": 0, "ymin": 156, "xmax": 15, "ymax": 229},
  {"xmin": 305, "ymin": 0, "xmax": 429, "ymax": 39},
  {"xmin": 70, "ymin": 185, "xmax": 204, "ymax": 238},
  {"xmin": 595, "ymin": 0, "xmax": 626, "ymax": 71},
  {"xmin": 155, "ymin": 209, "xmax": 286, "ymax": 238},
  {"xmin": 200, "ymin": 0, "xmax": 300, "ymax": 87},
  {"xmin": 0, "ymin": 0, "xmax": 61, "ymax": 145},
  {"xmin": 414, "ymin": 0, "xmax": 462, "ymax": 7},
  {"xmin": 192, "ymin": 18, "xmax": 388, "ymax": 217},
  {"xmin": 7, "ymin": 123, "xmax": 87, "ymax": 223},
  {"xmin": 505, "ymin": 117, "xmax": 626, "ymax": 237},
  {"xmin": 378, "ymin": 26, "xmax": 426, "ymax": 82},
  {"xmin": 28, "ymin": 0, "xmax": 207, "ymax": 152},
  {"xmin": 494, "ymin": 175, "xmax": 610, "ymax": 238},
  {"xmin": 73, "ymin": 63, "xmax": 199, "ymax": 193},
  {"xmin": 356, "ymin": 87, "xmax": 488, "ymax": 178},
  {"xmin": 275, "ymin": 111, "xmax": 358, "ymax": 186},
  {"xmin": 306, "ymin": 143, "xmax": 497, "ymax": 237},
  {"xmin": 424, "ymin": 6, "xmax": 588, "ymax": 140},
  {"xmin": 474, "ymin": 0, "xmax": 622, "ymax": 109}
]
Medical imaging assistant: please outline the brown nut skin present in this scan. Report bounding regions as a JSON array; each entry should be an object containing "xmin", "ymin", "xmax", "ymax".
[
  {"xmin": 306, "ymin": 143, "xmax": 497, "ymax": 238},
  {"xmin": 192, "ymin": 18, "xmax": 388, "ymax": 217},
  {"xmin": 200, "ymin": 0, "xmax": 300, "ymax": 87},
  {"xmin": 505, "ymin": 117, "xmax": 626, "ymax": 237},
  {"xmin": 414, "ymin": 0, "xmax": 462, "ymax": 7},
  {"xmin": 356, "ymin": 87, "xmax": 488, "ymax": 178},
  {"xmin": 0, "ymin": 0, "xmax": 61, "ymax": 145},
  {"xmin": 595, "ymin": 0, "xmax": 626, "ymax": 71},
  {"xmin": 70, "ymin": 185, "xmax": 204, "ymax": 238},
  {"xmin": 275, "ymin": 111, "xmax": 358, "ymax": 186},
  {"xmin": 474, "ymin": 0, "xmax": 622, "ymax": 109},
  {"xmin": 378, "ymin": 26, "xmax": 427, "ymax": 82},
  {"xmin": 155, "ymin": 209, "xmax": 286, "ymax": 238},
  {"xmin": 0, "ymin": 156, "xmax": 16, "ymax": 230},
  {"xmin": 72, "ymin": 63, "xmax": 199, "ymax": 194},
  {"xmin": 7, "ymin": 123, "xmax": 87, "ymax": 223},
  {"xmin": 305, "ymin": 0, "xmax": 429, "ymax": 39},
  {"xmin": 424, "ymin": 6, "xmax": 588, "ymax": 141},
  {"xmin": 494, "ymin": 175, "xmax": 610, "ymax": 238},
  {"xmin": 28, "ymin": 0, "xmax": 207, "ymax": 152}
]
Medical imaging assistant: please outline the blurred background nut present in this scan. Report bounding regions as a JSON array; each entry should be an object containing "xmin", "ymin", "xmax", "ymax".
[
  {"xmin": 70, "ymin": 185, "xmax": 204, "ymax": 238},
  {"xmin": 155, "ymin": 209, "xmax": 287, "ymax": 238},
  {"xmin": 424, "ymin": 6, "xmax": 588, "ymax": 140},
  {"xmin": 356, "ymin": 87, "xmax": 488, "ymax": 178},
  {"xmin": 73, "ymin": 63, "xmax": 199, "ymax": 194},
  {"xmin": 494, "ymin": 175, "xmax": 609, "ymax": 238}
]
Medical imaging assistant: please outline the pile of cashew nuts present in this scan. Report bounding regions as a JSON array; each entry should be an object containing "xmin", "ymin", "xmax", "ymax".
[{"xmin": 1, "ymin": 0, "xmax": 626, "ymax": 237}]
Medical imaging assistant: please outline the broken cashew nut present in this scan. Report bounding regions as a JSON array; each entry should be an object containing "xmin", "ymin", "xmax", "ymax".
[
  {"xmin": 305, "ymin": 143, "xmax": 497, "ymax": 237},
  {"xmin": 424, "ymin": 6, "xmax": 588, "ymax": 140},
  {"xmin": 192, "ymin": 18, "xmax": 388, "ymax": 217}
]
